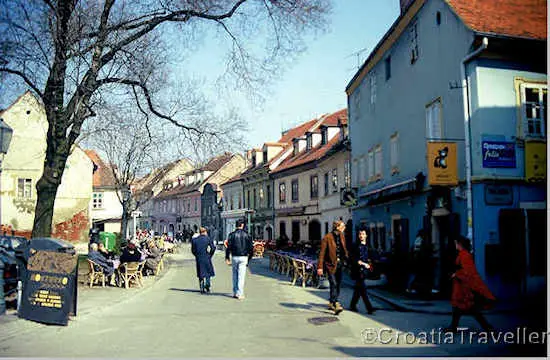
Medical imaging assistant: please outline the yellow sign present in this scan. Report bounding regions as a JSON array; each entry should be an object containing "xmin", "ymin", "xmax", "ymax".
[
  {"xmin": 427, "ymin": 142, "xmax": 458, "ymax": 186},
  {"xmin": 525, "ymin": 141, "xmax": 546, "ymax": 182}
]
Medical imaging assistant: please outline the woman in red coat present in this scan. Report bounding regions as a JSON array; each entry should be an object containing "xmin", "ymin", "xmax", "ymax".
[{"xmin": 446, "ymin": 235, "xmax": 496, "ymax": 332}]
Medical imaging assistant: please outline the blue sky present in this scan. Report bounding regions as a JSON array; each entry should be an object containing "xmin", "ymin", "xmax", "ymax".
[
  {"xmin": 0, "ymin": 1, "xmax": 401, "ymax": 153},
  {"xmin": 221, "ymin": 0, "xmax": 401, "ymax": 147}
]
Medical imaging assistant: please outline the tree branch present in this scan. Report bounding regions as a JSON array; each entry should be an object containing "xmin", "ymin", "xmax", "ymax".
[{"xmin": 0, "ymin": 68, "xmax": 43, "ymax": 97}]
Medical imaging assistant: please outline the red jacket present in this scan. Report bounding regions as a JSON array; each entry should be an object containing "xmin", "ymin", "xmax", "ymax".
[{"xmin": 451, "ymin": 249, "xmax": 496, "ymax": 311}]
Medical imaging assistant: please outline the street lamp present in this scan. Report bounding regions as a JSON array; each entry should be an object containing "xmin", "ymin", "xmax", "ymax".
[{"xmin": 0, "ymin": 117, "xmax": 13, "ymax": 315}]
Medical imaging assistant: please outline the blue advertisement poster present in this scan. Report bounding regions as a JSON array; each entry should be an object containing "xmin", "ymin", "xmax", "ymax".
[{"xmin": 482, "ymin": 141, "xmax": 516, "ymax": 168}]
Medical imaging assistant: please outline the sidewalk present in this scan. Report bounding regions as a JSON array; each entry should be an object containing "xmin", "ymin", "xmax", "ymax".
[
  {"xmin": 0, "ymin": 250, "xmax": 174, "ymax": 340},
  {"xmin": 341, "ymin": 273, "xmax": 528, "ymax": 315}
]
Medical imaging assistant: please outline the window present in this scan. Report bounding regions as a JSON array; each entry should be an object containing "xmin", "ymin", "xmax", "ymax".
[
  {"xmin": 253, "ymin": 188, "xmax": 257, "ymax": 209},
  {"xmin": 385, "ymin": 56, "xmax": 391, "ymax": 81},
  {"xmin": 377, "ymin": 223, "xmax": 386, "ymax": 252},
  {"xmin": 194, "ymin": 198, "xmax": 198, "ymax": 211},
  {"xmin": 263, "ymin": 150, "xmax": 268, "ymax": 163},
  {"xmin": 368, "ymin": 150, "xmax": 374, "ymax": 179},
  {"xmin": 375, "ymin": 146, "xmax": 383, "ymax": 178},
  {"xmin": 238, "ymin": 193, "xmax": 242, "ymax": 209},
  {"xmin": 344, "ymin": 160, "xmax": 351, "ymax": 188},
  {"xmin": 331, "ymin": 168, "xmax": 338, "ymax": 193},
  {"xmin": 410, "ymin": 21, "xmax": 419, "ymax": 64},
  {"xmin": 310, "ymin": 175, "xmax": 319, "ymax": 199},
  {"xmin": 293, "ymin": 141, "xmax": 299, "ymax": 156},
  {"xmin": 279, "ymin": 182, "xmax": 286, "ymax": 203},
  {"xmin": 306, "ymin": 135, "xmax": 312, "ymax": 151},
  {"xmin": 291, "ymin": 179, "xmax": 299, "ymax": 202},
  {"xmin": 229, "ymin": 196, "xmax": 233, "ymax": 210},
  {"xmin": 324, "ymin": 172, "xmax": 329, "ymax": 196},
  {"xmin": 353, "ymin": 88, "xmax": 361, "ymax": 120},
  {"xmin": 426, "ymin": 98, "xmax": 443, "ymax": 139},
  {"xmin": 187, "ymin": 200, "xmax": 190, "ymax": 212},
  {"xmin": 521, "ymin": 83, "xmax": 547, "ymax": 138},
  {"xmin": 267, "ymin": 185, "xmax": 271, "ymax": 208},
  {"xmin": 247, "ymin": 190, "xmax": 251, "ymax": 208},
  {"xmin": 390, "ymin": 133, "xmax": 399, "ymax": 173},
  {"xmin": 321, "ymin": 128, "xmax": 328, "ymax": 145},
  {"xmin": 92, "ymin": 192, "xmax": 103, "ymax": 209},
  {"xmin": 370, "ymin": 73, "xmax": 376, "ymax": 106},
  {"xmin": 436, "ymin": 11, "xmax": 441, "ymax": 25}
]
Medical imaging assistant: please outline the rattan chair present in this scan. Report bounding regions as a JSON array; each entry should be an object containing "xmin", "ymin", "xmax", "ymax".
[{"xmin": 87, "ymin": 259, "xmax": 106, "ymax": 288}]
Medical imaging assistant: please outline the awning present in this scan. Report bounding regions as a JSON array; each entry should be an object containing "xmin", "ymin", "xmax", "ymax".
[{"xmin": 360, "ymin": 175, "xmax": 423, "ymax": 206}]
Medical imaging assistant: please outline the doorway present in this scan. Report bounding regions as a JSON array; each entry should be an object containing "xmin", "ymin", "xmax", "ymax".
[
  {"xmin": 291, "ymin": 221, "xmax": 300, "ymax": 244},
  {"xmin": 308, "ymin": 220, "xmax": 321, "ymax": 244}
]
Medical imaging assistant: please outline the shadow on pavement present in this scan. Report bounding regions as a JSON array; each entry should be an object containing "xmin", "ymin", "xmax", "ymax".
[
  {"xmin": 249, "ymin": 257, "xmax": 548, "ymax": 357},
  {"xmin": 169, "ymin": 288, "xmax": 235, "ymax": 299}
]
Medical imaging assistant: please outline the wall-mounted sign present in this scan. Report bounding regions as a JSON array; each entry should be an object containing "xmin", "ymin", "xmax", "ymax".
[
  {"xmin": 525, "ymin": 141, "xmax": 546, "ymax": 182},
  {"xmin": 427, "ymin": 142, "xmax": 458, "ymax": 186},
  {"xmin": 340, "ymin": 188, "xmax": 357, "ymax": 207},
  {"xmin": 484, "ymin": 185, "xmax": 513, "ymax": 205},
  {"xmin": 482, "ymin": 141, "xmax": 516, "ymax": 168}
]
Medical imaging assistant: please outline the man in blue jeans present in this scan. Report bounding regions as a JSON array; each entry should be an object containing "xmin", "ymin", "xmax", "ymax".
[{"xmin": 225, "ymin": 219, "xmax": 253, "ymax": 300}]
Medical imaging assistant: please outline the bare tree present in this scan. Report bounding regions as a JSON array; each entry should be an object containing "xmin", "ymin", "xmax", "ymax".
[
  {"xmin": 0, "ymin": 0, "xmax": 330, "ymax": 238},
  {"xmin": 83, "ymin": 105, "xmax": 161, "ymax": 240}
]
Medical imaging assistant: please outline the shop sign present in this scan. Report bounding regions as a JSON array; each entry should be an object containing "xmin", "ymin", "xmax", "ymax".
[
  {"xmin": 427, "ymin": 142, "xmax": 458, "ymax": 186},
  {"xmin": 525, "ymin": 141, "xmax": 546, "ymax": 182},
  {"xmin": 482, "ymin": 141, "xmax": 516, "ymax": 168}
]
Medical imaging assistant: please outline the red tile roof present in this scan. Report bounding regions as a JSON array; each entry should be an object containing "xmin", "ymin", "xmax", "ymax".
[
  {"xmin": 272, "ymin": 109, "xmax": 348, "ymax": 174},
  {"xmin": 446, "ymin": 0, "xmax": 547, "ymax": 40},
  {"xmin": 84, "ymin": 150, "xmax": 116, "ymax": 188},
  {"xmin": 198, "ymin": 152, "xmax": 234, "ymax": 171}
]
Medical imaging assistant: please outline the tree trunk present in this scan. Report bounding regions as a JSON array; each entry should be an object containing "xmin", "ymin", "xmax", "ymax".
[
  {"xmin": 31, "ymin": 163, "xmax": 65, "ymax": 239},
  {"xmin": 120, "ymin": 201, "xmax": 129, "ymax": 243}
]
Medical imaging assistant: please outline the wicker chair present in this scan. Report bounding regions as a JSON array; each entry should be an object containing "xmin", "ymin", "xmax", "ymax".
[
  {"xmin": 291, "ymin": 259, "xmax": 312, "ymax": 287},
  {"xmin": 87, "ymin": 259, "xmax": 106, "ymax": 288},
  {"xmin": 119, "ymin": 261, "xmax": 144, "ymax": 288}
]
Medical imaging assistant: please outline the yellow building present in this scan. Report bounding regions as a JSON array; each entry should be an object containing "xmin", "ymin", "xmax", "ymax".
[{"xmin": 0, "ymin": 91, "xmax": 94, "ymax": 241}]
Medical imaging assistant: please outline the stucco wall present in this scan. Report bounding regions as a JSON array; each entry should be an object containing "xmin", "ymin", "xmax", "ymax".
[{"xmin": 1, "ymin": 92, "xmax": 93, "ymax": 241}]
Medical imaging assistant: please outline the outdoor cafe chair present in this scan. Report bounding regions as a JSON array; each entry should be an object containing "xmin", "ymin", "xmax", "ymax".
[
  {"xmin": 119, "ymin": 261, "xmax": 143, "ymax": 289},
  {"xmin": 283, "ymin": 256, "xmax": 294, "ymax": 277},
  {"xmin": 87, "ymin": 259, "xmax": 106, "ymax": 288},
  {"xmin": 291, "ymin": 259, "xmax": 312, "ymax": 288}
]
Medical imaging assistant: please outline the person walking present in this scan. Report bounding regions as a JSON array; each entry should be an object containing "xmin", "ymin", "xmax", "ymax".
[
  {"xmin": 317, "ymin": 220, "xmax": 349, "ymax": 315},
  {"xmin": 191, "ymin": 227, "xmax": 216, "ymax": 294},
  {"xmin": 225, "ymin": 219, "xmax": 253, "ymax": 300},
  {"xmin": 349, "ymin": 229, "xmax": 375, "ymax": 315},
  {"xmin": 445, "ymin": 235, "xmax": 496, "ymax": 333}
]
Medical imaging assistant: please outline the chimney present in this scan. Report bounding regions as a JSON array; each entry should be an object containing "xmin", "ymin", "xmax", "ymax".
[{"xmin": 400, "ymin": 0, "xmax": 414, "ymax": 13}]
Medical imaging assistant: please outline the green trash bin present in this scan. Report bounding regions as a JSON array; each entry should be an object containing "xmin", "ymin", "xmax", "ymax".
[{"xmin": 99, "ymin": 232, "xmax": 116, "ymax": 252}]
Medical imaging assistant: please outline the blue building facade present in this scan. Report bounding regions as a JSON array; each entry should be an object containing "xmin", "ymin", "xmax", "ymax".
[{"xmin": 346, "ymin": 0, "xmax": 546, "ymax": 299}]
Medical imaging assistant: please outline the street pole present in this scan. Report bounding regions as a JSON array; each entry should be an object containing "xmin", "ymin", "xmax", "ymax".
[{"xmin": 133, "ymin": 212, "xmax": 137, "ymax": 240}]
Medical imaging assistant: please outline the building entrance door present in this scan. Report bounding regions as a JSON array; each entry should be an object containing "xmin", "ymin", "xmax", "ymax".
[{"xmin": 291, "ymin": 221, "xmax": 300, "ymax": 245}]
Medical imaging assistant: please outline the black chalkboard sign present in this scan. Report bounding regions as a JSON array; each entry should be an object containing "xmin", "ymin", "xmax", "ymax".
[{"xmin": 19, "ymin": 249, "xmax": 78, "ymax": 326}]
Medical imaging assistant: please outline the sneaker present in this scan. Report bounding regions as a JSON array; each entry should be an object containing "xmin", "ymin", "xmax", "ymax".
[
  {"xmin": 327, "ymin": 302, "xmax": 335, "ymax": 310},
  {"xmin": 334, "ymin": 302, "xmax": 344, "ymax": 315}
]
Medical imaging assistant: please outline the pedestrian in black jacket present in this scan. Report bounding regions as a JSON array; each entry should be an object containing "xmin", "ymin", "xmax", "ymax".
[
  {"xmin": 349, "ymin": 229, "xmax": 375, "ymax": 315},
  {"xmin": 225, "ymin": 219, "xmax": 253, "ymax": 300},
  {"xmin": 192, "ymin": 227, "xmax": 216, "ymax": 294}
]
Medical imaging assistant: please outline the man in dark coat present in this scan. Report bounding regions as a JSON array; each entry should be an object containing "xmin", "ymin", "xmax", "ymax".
[
  {"xmin": 192, "ymin": 227, "xmax": 216, "ymax": 294},
  {"xmin": 317, "ymin": 220, "xmax": 349, "ymax": 315},
  {"xmin": 88, "ymin": 243, "xmax": 114, "ymax": 277}
]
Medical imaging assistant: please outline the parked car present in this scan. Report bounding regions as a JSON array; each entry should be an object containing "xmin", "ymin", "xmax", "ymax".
[{"xmin": 0, "ymin": 236, "xmax": 29, "ymax": 305}]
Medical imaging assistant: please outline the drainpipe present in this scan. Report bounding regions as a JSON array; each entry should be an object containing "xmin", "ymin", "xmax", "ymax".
[{"xmin": 461, "ymin": 36, "xmax": 488, "ymax": 252}]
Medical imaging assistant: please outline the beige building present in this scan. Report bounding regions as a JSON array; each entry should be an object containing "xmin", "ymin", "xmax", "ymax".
[
  {"xmin": 85, "ymin": 150, "xmax": 123, "ymax": 233},
  {"xmin": 133, "ymin": 158, "xmax": 194, "ymax": 232},
  {"xmin": 0, "ymin": 91, "xmax": 94, "ymax": 241},
  {"xmin": 271, "ymin": 109, "xmax": 350, "ymax": 247}
]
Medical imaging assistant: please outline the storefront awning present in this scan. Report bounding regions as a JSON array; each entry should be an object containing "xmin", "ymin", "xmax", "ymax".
[{"xmin": 360, "ymin": 174, "xmax": 424, "ymax": 206}]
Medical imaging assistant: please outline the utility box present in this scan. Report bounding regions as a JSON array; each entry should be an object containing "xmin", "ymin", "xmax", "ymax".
[
  {"xmin": 18, "ymin": 238, "xmax": 78, "ymax": 326},
  {"xmin": 99, "ymin": 232, "xmax": 116, "ymax": 252}
]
